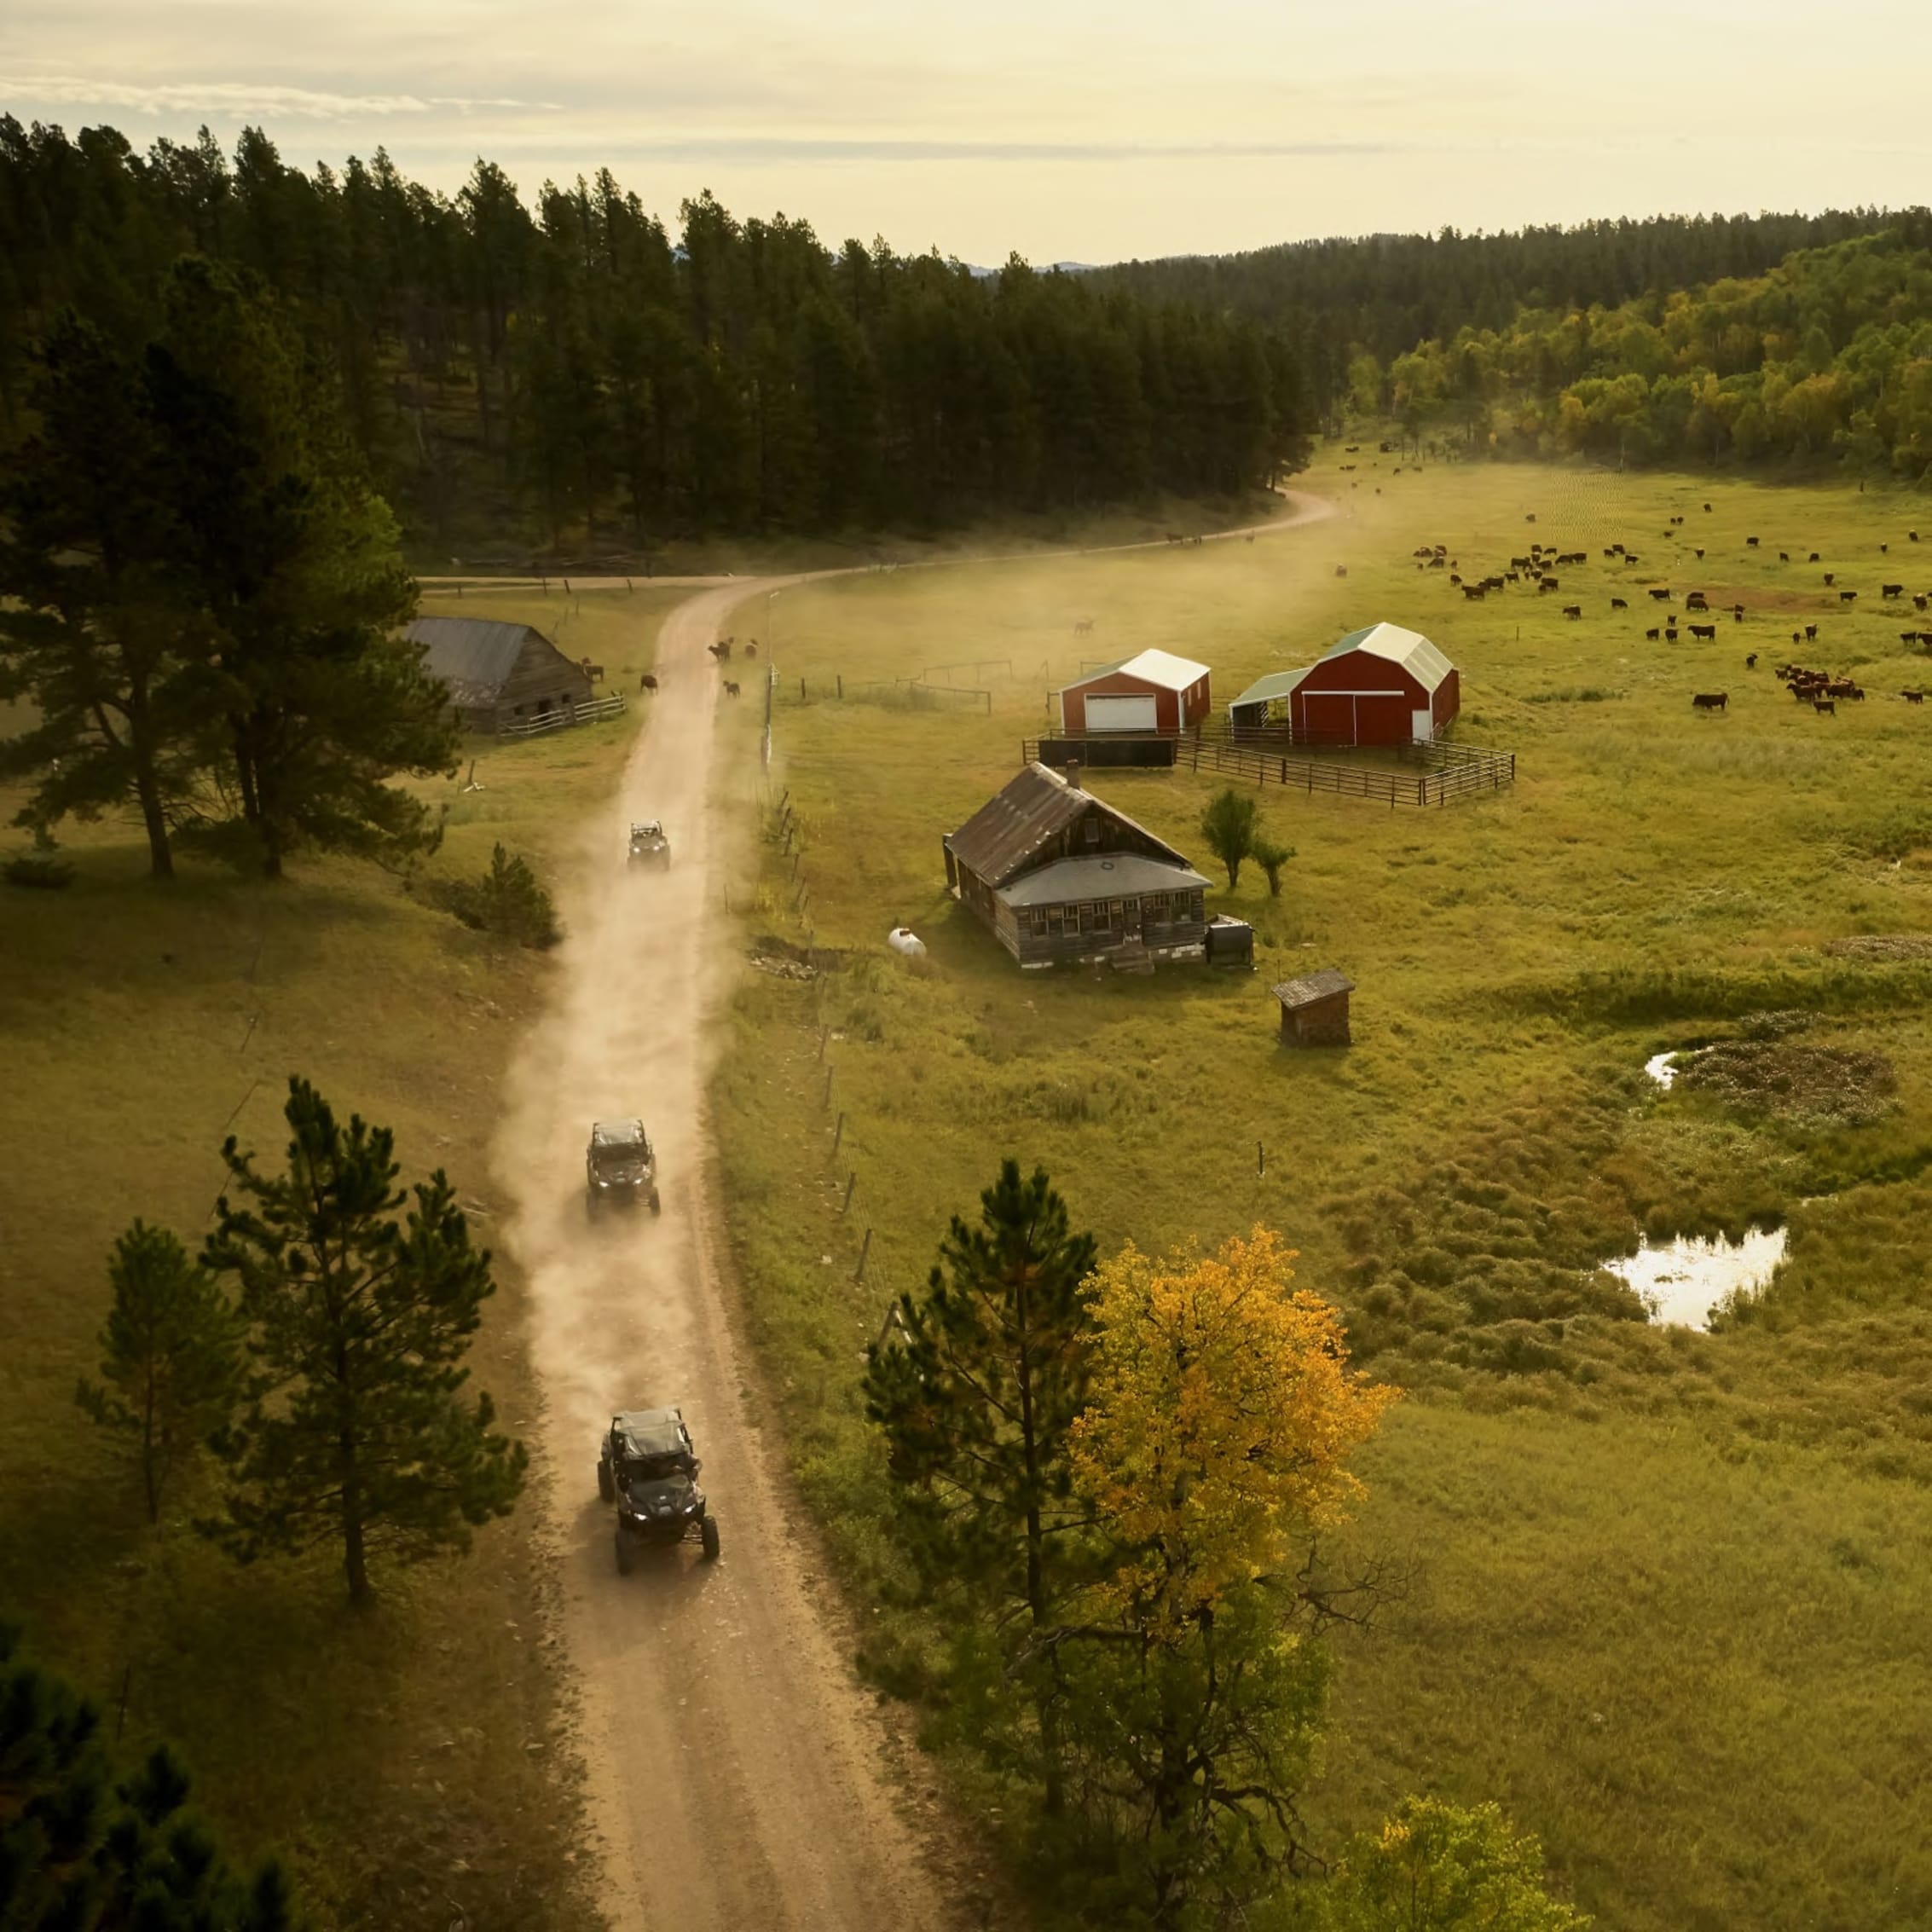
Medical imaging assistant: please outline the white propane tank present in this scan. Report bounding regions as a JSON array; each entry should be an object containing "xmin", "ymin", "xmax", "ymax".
[{"xmin": 887, "ymin": 927, "xmax": 927, "ymax": 958}]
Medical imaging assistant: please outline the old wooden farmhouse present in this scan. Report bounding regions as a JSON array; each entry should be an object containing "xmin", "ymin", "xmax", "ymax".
[
  {"xmin": 943, "ymin": 763, "xmax": 1211, "ymax": 971},
  {"xmin": 406, "ymin": 616, "xmax": 594, "ymax": 734},
  {"xmin": 1227, "ymin": 622, "xmax": 1459, "ymax": 747}
]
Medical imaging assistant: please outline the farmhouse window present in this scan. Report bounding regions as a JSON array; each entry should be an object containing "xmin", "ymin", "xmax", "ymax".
[
  {"xmin": 1083, "ymin": 818, "xmax": 1100, "ymax": 846},
  {"xmin": 1108, "ymin": 899, "xmax": 1125, "ymax": 928},
  {"xmin": 1078, "ymin": 903, "xmax": 1096, "ymax": 933}
]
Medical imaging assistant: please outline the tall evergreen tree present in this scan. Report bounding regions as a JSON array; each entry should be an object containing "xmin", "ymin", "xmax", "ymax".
[
  {"xmin": 0, "ymin": 311, "xmax": 206, "ymax": 876},
  {"xmin": 76, "ymin": 1222, "xmax": 243, "ymax": 1524},
  {"xmin": 202, "ymin": 1077, "xmax": 527, "ymax": 1605}
]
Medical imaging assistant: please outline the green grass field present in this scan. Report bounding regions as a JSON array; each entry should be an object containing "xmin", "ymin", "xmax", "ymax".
[
  {"xmin": 0, "ymin": 587, "xmax": 668, "ymax": 1928},
  {"xmin": 714, "ymin": 456, "xmax": 1932, "ymax": 1928}
]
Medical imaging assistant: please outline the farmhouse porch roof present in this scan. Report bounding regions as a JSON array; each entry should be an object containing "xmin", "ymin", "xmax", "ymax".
[
  {"xmin": 1055, "ymin": 647, "xmax": 1211, "ymax": 696},
  {"xmin": 945, "ymin": 762, "xmax": 1189, "ymax": 888},
  {"xmin": 996, "ymin": 853, "xmax": 1211, "ymax": 909},
  {"xmin": 1272, "ymin": 969, "xmax": 1355, "ymax": 1010},
  {"xmin": 1319, "ymin": 622, "xmax": 1454, "ymax": 693}
]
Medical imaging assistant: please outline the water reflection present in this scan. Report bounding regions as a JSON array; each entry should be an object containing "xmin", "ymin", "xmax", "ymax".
[{"xmin": 1606, "ymin": 1225, "xmax": 1788, "ymax": 1329}]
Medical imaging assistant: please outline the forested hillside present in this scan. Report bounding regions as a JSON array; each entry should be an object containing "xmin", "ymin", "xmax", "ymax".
[
  {"xmin": 0, "ymin": 120, "xmax": 1311, "ymax": 559},
  {"xmin": 1093, "ymin": 210, "xmax": 1912, "ymax": 410},
  {"xmin": 1374, "ymin": 228, "xmax": 1932, "ymax": 477}
]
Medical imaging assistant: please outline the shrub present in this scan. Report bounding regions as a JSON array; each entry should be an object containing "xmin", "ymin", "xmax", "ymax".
[
  {"xmin": 440, "ymin": 843, "xmax": 560, "ymax": 949},
  {"xmin": 4, "ymin": 852, "xmax": 76, "ymax": 889}
]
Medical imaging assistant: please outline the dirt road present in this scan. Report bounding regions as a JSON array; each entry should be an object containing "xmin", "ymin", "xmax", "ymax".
[
  {"xmin": 495, "ymin": 581, "xmax": 952, "ymax": 1932},
  {"xmin": 493, "ymin": 489, "xmax": 1335, "ymax": 1931}
]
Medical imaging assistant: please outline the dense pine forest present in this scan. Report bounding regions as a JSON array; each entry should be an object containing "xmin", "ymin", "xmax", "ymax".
[
  {"xmin": 1094, "ymin": 211, "xmax": 1914, "ymax": 404},
  {"xmin": 0, "ymin": 120, "xmax": 1311, "ymax": 559}
]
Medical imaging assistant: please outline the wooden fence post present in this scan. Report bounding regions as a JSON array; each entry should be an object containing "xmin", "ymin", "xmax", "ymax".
[
  {"xmin": 853, "ymin": 1228, "xmax": 872, "ymax": 1283},
  {"xmin": 832, "ymin": 1110, "xmax": 846, "ymax": 1158},
  {"xmin": 842, "ymin": 1171, "xmax": 857, "ymax": 1214},
  {"xmin": 822, "ymin": 1065, "xmax": 834, "ymax": 1108},
  {"xmin": 1257, "ymin": 1141, "xmax": 1265, "ymax": 1177}
]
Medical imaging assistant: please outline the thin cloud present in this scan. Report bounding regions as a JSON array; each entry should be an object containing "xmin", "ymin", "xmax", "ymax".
[
  {"xmin": 0, "ymin": 76, "xmax": 559, "ymax": 118},
  {"xmin": 579, "ymin": 136, "xmax": 1404, "ymax": 164}
]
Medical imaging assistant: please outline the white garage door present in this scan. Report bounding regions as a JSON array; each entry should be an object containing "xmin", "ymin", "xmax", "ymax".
[{"xmin": 1085, "ymin": 693, "xmax": 1159, "ymax": 732}]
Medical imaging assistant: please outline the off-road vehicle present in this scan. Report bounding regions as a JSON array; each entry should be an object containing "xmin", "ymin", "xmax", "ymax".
[
  {"xmin": 586, "ymin": 1119, "xmax": 660, "ymax": 1216},
  {"xmin": 597, "ymin": 1407, "xmax": 720, "ymax": 1570},
  {"xmin": 628, "ymin": 819, "xmax": 670, "ymax": 868}
]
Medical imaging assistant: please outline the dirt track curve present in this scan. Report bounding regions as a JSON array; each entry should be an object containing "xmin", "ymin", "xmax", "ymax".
[{"xmin": 494, "ymin": 490, "xmax": 1335, "ymax": 1932}]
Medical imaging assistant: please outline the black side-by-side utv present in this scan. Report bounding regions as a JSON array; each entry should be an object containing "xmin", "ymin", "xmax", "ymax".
[{"xmin": 597, "ymin": 1407, "xmax": 720, "ymax": 1570}]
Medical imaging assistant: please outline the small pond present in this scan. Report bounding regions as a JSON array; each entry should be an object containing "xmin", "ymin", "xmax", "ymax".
[
  {"xmin": 1606, "ymin": 1225, "xmax": 1788, "ymax": 1330},
  {"xmin": 1644, "ymin": 1047, "xmax": 1710, "ymax": 1090}
]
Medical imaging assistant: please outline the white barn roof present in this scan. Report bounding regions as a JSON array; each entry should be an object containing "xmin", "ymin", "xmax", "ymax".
[
  {"xmin": 1056, "ymin": 648, "xmax": 1210, "ymax": 696},
  {"xmin": 1317, "ymin": 622, "xmax": 1454, "ymax": 695}
]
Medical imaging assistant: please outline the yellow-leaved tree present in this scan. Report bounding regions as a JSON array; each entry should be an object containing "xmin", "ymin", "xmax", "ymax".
[
  {"xmin": 1070, "ymin": 1225, "xmax": 1396, "ymax": 1635},
  {"xmin": 1044, "ymin": 1229, "xmax": 1398, "ymax": 1926}
]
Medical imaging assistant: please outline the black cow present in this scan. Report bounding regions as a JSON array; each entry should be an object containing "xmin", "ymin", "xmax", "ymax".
[
  {"xmin": 1815, "ymin": 699, "xmax": 1837, "ymax": 715},
  {"xmin": 1747, "ymin": 536, "xmax": 1760, "ymax": 547},
  {"xmin": 639, "ymin": 672, "xmax": 658, "ymax": 692},
  {"xmin": 1692, "ymin": 692, "xmax": 1727, "ymax": 710},
  {"xmin": 1689, "ymin": 623, "xmax": 1717, "ymax": 640},
  {"xmin": 1805, "ymin": 624, "xmax": 1819, "ymax": 640},
  {"xmin": 1563, "ymin": 605, "xmax": 1582, "ymax": 620},
  {"xmin": 1904, "ymin": 691, "xmax": 1925, "ymax": 704},
  {"xmin": 1810, "ymin": 552, "xmax": 1821, "ymax": 562},
  {"xmin": 1646, "ymin": 628, "xmax": 1661, "ymax": 641},
  {"xmin": 1611, "ymin": 597, "xmax": 1628, "ymax": 610},
  {"xmin": 1840, "ymin": 590, "xmax": 1859, "ymax": 603},
  {"xmin": 1883, "ymin": 583, "xmax": 1904, "ymax": 598},
  {"xmin": 1746, "ymin": 654, "xmax": 1758, "ymax": 668}
]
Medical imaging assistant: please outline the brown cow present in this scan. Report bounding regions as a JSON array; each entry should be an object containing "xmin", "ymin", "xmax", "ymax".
[
  {"xmin": 639, "ymin": 672, "xmax": 658, "ymax": 692},
  {"xmin": 722, "ymin": 680, "xmax": 741, "ymax": 698},
  {"xmin": 1747, "ymin": 535, "xmax": 1761, "ymax": 547},
  {"xmin": 1904, "ymin": 691, "xmax": 1925, "ymax": 704},
  {"xmin": 1692, "ymin": 692, "xmax": 1727, "ymax": 710},
  {"xmin": 1814, "ymin": 700, "xmax": 1837, "ymax": 714},
  {"xmin": 1650, "ymin": 587, "xmax": 1672, "ymax": 601},
  {"xmin": 1646, "ymin": 628, "xmax": 1662, "ymax": 641},
  {"xmin": 1690, "ymin": 623, "xmax": 1717, "ymax": 640},
  {"xmin": 1745, "ymin": 653, "xmax": 1758, "ymax": 668},
  {"xmin": 1563, "ymin": 605, "xmax": 1582, "ymax": 620},
  {"xmin": 1611, "ymin": 597, "xmax": 1628, "ymax": 610}
]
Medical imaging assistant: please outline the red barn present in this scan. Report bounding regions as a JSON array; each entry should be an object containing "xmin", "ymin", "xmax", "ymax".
[
  {"xmin": 1290, "ymin": 622, "xmax": 1457, "ymax": 746},
  {"xmin": 1055, "ymin": 649, "xmax": 1212, "ymax": 736},
  {"xmin": 1229, "ymin": 623, "xmax": 1456, "ymax": 748}
]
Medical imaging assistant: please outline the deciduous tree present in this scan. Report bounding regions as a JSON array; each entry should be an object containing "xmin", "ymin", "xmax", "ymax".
[
  {"xmin": 202, "ymin": 1077, "xmax": 527, "ymax": 1605},
  {"xmin": 1320, "ymin": 1797, "xmax": 1590, "ymax": 1931},
  {"xmin": 75, "ymin": 1221, "xmax": 242, "ymax": 1524}
]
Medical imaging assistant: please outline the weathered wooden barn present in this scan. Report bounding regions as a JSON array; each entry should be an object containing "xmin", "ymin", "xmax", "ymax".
[
  {"xmin": 1273, "ymin": 969, "xmax": 1354, "ymax": 1046},
  {"xmin": 406, "ymin": 616, "xmax": 594, "ymax": 734},
  {"xmin": 1056, "ymin": 649, "xmax": 1212, "ymax": 737},
  {"xmin": 1228, "ymin": 623, "xmax": 1458, "ymax": 747},
  {"xmin": 943, "ymin": 763, "xmax": 1211, "ymax": 971}
]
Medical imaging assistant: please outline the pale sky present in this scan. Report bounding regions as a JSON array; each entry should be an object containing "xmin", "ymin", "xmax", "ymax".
[{"xmin": 4, "ymin": 0, "xmax": 1929, "ymax": 264}]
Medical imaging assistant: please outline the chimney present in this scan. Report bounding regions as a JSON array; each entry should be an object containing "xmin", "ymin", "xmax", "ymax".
[{"xmin": 1065, "ymin": 759, "xmax": 1081, "ymax": 792}]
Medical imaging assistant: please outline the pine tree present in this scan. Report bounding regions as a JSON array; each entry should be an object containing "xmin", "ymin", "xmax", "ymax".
[
  {"xmin": 76, "ymin": 1222, "xmax": 243, "ymax": 1524},
  {"xmin": 202, "ymin": 1077, "xmax": 528, "ymax": 1605}
]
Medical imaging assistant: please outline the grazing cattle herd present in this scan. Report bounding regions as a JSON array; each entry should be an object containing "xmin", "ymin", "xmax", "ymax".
[{"xmin": 1409, "ymin": 510, "xmax": 1932, "ymax": 725}]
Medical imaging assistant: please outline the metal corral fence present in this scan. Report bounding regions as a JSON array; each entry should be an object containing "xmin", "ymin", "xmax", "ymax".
[
  {"xmin": 498, "ymin": 692, "xmax": 628, "ymax": 739},
  {"xmin": 1021, "ymin": 731, "xmax": 1516, "ymax": 807}
]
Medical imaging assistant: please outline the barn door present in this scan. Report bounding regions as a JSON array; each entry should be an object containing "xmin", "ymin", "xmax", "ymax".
[{"xmin": 1411, "ymin": 707, "xmax": 1432, "ymax": 743}]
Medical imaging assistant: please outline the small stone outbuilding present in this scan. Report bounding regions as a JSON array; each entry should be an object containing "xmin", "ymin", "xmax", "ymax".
[{"xmin": 1273, "ymin": 969, "xmax": 1354, "ymax": 1046}]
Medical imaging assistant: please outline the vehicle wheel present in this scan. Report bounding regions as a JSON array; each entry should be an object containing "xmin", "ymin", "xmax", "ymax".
[
  {"xmin": 649, "ymin": 1189, "xmax": 662, "ymax": 1216},
  {"xmin": 700, "ymin": 1516, "xmax": 720, "ymax": 1562},
  {"xmin": 614, "ymin": 1528, "xmax": 635, "ymax": 1576},
  {"xmin": 597, "ymin": 1459, "xmax": 615, "ymax": 1503}
]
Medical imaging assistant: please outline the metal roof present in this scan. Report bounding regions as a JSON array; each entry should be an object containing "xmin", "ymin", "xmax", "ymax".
[
  {"xmin": 997, "ymin": 853, "xmax": 1210, "ymax": 909},
  {"xmin": 946, "ymin": 763, "xmax": 1192, "ymax": 888},
  {"xmin": 405, "ymin": 616, "xmax": 550, "ymax": 703},
  {"xmin": 1056, "ymin": 648, "xmax": 1211, "ymax": 696},
  {"xmin": 1272, "ymin": 969, "xmax": 1355, "ymax": 1009},
  {"xmin": 591, "ymin": 1118, "xmax": 649, "ymax": 1149},
  {"xmin": 613, "ymin": 1408, "xmax": 690, "ymax": 1460},
  {"xmin": 1318, "ymin": 622, "xmax": 1454, "ymax": 694},
  {"xmin": 1228, "ymin": 668, "xmax": 1314, "ymax": 711}
]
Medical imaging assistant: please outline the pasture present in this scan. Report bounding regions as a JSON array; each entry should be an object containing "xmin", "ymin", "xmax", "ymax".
[
  {"xmin": 0, "ymin": 587, "xmax": 666, "ymax": 1928},
  {"xmin": 713, "ymin": 457, "xmax": 1932, "ymax": 1929}
]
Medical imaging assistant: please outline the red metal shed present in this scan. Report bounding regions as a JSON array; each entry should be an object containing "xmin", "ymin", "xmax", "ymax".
[
  {"xmin": 1056, "ymin": 649, "xmax": 1212, "ymax": 736},
  {"xmin": 1287, "ymin": 623, "xmax": 1458, "ymax": 747}
]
